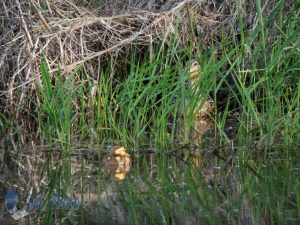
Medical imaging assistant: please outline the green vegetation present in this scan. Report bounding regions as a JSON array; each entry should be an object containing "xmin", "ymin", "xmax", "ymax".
[{"xmin": 1, "ymin": 0, "xmax": 299, "ymax": 224}]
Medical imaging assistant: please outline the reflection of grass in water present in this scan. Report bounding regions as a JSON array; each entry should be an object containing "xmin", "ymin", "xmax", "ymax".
[
  {"xmin": 80, "ymin": 152, "xmax": 299, "ymax": 225},
  {"xmin": 1, "ymin": 1, "xmax": 299, "ymax": 224}
]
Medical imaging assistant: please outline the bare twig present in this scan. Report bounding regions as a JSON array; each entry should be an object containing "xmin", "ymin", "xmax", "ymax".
[{"xmin": 0, "ymin": 0, "xmax": 272, "ymax": 124}]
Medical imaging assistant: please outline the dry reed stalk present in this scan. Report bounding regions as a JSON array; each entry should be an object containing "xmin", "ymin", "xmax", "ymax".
[
  {"xmin": 0, "ymin": 0, "xmax": 281, "ymax": 124},
  {"xmin": 0, "ymin": 1, "xmax": 221, "ymax": 103}
]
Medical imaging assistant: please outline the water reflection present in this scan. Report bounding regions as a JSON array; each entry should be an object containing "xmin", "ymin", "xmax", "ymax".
[
  {"xmin": 0, "ymin": 144, "xmax": 133, "ymax": 223},
  {"xmin": 0, "ymin": 130, "xmax": 218, "ymax": 225}
]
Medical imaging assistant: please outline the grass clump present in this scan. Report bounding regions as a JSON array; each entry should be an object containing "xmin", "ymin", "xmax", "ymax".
[{"xmin": 0, "ymin": 1, "xmax": 299, "ymax": 225}]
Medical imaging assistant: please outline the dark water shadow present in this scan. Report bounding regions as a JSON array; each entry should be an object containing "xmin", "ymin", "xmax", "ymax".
[{"xmin": 0, "ymin": 117, "xmax": 254, "ymax": 225}]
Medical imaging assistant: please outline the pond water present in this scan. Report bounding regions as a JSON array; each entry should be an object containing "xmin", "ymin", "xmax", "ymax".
[{"xmin": 0, "ymin": 119, "xmax": 254, "ymax": 225}]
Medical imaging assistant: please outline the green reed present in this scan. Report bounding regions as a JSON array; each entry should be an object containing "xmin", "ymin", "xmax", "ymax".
[{"xmin": 1, "ymin": 1, "xmax": 299, "ymax": 224}]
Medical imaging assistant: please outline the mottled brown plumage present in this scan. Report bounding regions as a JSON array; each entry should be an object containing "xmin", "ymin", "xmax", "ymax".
[
  {"xmin": 104, "ymin": 146, "xmax": 131, "ymax": 180},
  {"xmin": 188, "ymin": 61, "xmax": 213, "ymax": 116},
  {"xmin": 185, "ymin": 61, "xmax": 214, "ymax": 167}
]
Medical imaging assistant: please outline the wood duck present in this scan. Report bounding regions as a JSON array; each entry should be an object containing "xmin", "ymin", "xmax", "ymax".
[{"xmin": 104, "ymin": 146, "xmax": 131, "ymax": 180}]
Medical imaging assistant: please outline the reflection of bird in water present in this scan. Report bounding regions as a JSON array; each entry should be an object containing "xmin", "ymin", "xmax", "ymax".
[
  {"xmin": 104, "ymin": 146, "xmax": 131, "ymax": 181},
  {"xmin": 185, "ymin": 61, "xmax": 214, "ymax": 167}
]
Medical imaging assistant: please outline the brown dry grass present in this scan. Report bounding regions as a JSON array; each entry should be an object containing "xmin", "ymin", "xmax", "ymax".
[
  {"xmin": 0, "ymin": 1, "xmax": 223, "ymax": 113},
  {"xmin": 0, "ymin": 0, "xmax": 281, "ymax": 122}
]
